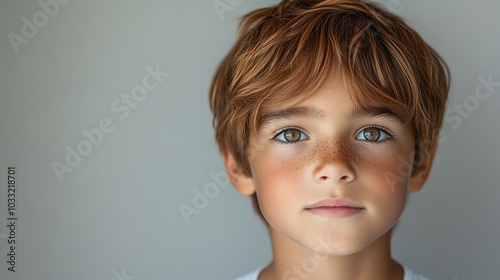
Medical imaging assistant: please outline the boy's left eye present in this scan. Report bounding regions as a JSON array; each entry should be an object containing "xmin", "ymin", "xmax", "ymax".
[{"xmin": 355, "ymin": 127, "xmax": 391, "ymax": 142}]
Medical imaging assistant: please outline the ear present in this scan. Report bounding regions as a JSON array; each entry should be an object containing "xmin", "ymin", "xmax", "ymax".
[
  {"xmin": 408, "ymin": 140, "xmax": 439, "ymax": 192},
  {"xmin": 220, "ymin": 146, "xmax": 256, "ymax": 196}
]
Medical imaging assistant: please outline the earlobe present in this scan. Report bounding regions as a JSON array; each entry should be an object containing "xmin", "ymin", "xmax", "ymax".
[
  {"xmin": 408, "ymin": 141, "xmax": 439, "ymax": 192},
  {"xmin": 220, "ymin": 146, "xmax": 256, "ymax": 196}
]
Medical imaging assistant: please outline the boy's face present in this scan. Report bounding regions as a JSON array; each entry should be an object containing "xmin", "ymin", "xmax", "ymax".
[{"xmin": 224, "ymin": 74, "xmax": 435, "ymax": 255}]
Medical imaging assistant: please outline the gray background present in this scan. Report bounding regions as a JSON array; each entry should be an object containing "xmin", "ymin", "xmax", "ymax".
[{"xmin": 0, "ymin": 0, "xmax": 499, "ymax": 279}]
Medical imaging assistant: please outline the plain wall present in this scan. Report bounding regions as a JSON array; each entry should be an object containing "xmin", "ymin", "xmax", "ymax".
[{"xmin": 0, "ymin": 0, "xmax": 499, "ymax": 279}]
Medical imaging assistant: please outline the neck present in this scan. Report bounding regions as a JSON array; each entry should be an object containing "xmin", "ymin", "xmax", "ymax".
[{"xmin": 259, "ymin": 229, "xmax": 403, "ymax": 280}]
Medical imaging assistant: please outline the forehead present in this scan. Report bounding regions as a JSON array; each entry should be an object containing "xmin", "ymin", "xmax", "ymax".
[
  {"xmin": 257, "ymin": 74, "xmax": 400, "ymax": 127},
  {"xmin": 259, "ymin": 104, "xmax": 403, "ymax": 130},
  {"xmin": 257, "ymin": 71, "xmax": 343, "ymax": 115}
]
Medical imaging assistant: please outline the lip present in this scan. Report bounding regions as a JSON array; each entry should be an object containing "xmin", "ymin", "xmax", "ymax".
[{"xmin": 305, "ymin": 199, "xmax": 364, "ymax": 218}]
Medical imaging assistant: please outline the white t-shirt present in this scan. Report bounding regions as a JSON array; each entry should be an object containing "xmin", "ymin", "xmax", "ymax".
[{"xmin": 234, "ymin": 265, "xmax": 430, "ymax": 280}]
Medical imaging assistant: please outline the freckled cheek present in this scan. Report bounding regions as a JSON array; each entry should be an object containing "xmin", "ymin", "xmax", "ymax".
[
  {"xmin": 355, "ymin": 148, "xmax": 410, "ymax": 216},
  {"xmin": 250, "ymin": 143, "xmax": 310, "ymax": 180},
  {"xmin": 355, "ymin": 144, "xmax": 413, "ymax": 180},
  {"xmin": 358, "ymin": 153, "xmax": 396, "ymax": 178}
]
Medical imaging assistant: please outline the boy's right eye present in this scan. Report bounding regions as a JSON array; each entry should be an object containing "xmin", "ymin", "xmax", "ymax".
[{"xmin": 273, "ymin": 128, "xmax": 309, "ymax": 143}]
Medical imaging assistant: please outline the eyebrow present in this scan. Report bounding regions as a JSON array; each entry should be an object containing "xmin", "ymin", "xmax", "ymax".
[
  {"xmin": 348, "ymin": 106, "xmax": 402, "ymax": 123},
  {"xmin": 259, "ymin": 105, "xmax": 402, "ymax": 128},
  {"xmin": 259, "ymin": 106, "xmax": 326, "ymax": 128}
]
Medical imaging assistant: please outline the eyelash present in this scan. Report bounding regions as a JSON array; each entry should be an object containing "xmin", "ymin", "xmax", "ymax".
[
  {"xmin": 271, "ymin": 125, "xmax": 393, "ymax": 145},
  {"xmin": 272, "ymin": 126, "xmax": 308, "ymax": 145},
  {"xmin": 355, "ymin": 124, "xmax": 393, "ymax": 145}
]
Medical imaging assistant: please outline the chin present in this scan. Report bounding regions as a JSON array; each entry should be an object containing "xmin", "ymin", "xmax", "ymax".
[
  {"xmin": 313, "ymin": 242, "xmax": 370, "ymax": 256},
  {"xmin": 299, "ymin": 231, "xmax": 386, "ymax": 257}
]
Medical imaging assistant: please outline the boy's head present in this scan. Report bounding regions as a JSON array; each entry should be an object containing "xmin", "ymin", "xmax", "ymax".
[{"xmin": 209, "ymin": 0, "xmax": 449, "ymax": 230}]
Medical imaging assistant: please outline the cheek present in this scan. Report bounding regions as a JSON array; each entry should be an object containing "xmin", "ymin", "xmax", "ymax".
[
  {"xmin": 249, "ymin": 141, "xmax": 311, "ymax": 185},
  {"xmin": 356, "ymin": 139, "xmax": 415, "ymax": 187},
  {"xmin": 248, "ymin": 146, "xmax": 308, "ymax": 222},
  {"xmin": 357, "ymin": 146, "xmax": 413, "ymax": 217}
]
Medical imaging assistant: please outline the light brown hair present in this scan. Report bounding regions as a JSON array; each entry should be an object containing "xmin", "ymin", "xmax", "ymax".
[{"xmin": 209, "ymin": 0, "xmax": 449, "ymax": 219}]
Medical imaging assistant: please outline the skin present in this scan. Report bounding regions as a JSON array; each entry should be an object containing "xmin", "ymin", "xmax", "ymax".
[{"xmin": 222, "ymin": 74, "xmax": 438, "ymax": 280}]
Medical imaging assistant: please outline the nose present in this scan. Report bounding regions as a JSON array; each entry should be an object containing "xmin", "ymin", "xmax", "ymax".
[{"xmin": 312, "ymin": 139, "xmax": 356, "ymax": 184}]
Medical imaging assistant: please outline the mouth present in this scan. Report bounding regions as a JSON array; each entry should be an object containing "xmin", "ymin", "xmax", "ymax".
[{"xmin": 305, "ymin": 199, "xmax": 364, "ymax": 218}]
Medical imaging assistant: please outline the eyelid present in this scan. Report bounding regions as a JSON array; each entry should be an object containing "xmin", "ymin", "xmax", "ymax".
[
  {"xmin": 270, "ymin": 125, "xmax": 393, "ymax": 143},
  {"xmin": 271, "ymin": 126, "xmax": 310, "ymax": 144},
  {"xmin": 271, "ymin": 126, "xmax": 307, "ymax": 139},
  {"xmin": 356, "ymin": 124, "xmax": 393, "ymax": 142},
  {"xmin": 358, "ymin": 124, "xmax": 393, "ymax": 136}
]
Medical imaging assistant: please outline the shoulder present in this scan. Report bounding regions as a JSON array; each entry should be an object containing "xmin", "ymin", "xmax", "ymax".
[
  {"xmin": 403, "ymin": 265, "xmax": 431, "ymax": 280},
  {"xmin": 233, "ymin": 266, "xmax": 264, "ymax": 280}
]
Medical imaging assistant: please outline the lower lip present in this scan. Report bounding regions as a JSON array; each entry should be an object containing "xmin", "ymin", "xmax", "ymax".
[{"xmin": 306, "ymin": 206, "xmax": 364, "ymax": 217}]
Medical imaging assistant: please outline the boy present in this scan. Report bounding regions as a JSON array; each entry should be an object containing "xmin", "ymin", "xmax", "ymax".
[{"xmin": 209, "ymin": 0, "xmax": 449, "ymax": 279}]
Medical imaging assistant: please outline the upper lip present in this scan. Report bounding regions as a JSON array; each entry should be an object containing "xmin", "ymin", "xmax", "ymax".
[{"xmin": 305, "ymin": 198, "xmax": 364, "ymax": 209}]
